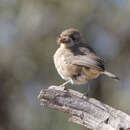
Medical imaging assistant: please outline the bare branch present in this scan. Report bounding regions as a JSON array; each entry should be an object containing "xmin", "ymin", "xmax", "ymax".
[{"xmin": 38, "ymin": 86, "xmax": 130, "ymax": 130}]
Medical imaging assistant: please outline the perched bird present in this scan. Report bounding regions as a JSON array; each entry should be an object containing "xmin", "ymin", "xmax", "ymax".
[{"xmin": 53, "ymin": 28, "xmax": 119, "ymax": 87}]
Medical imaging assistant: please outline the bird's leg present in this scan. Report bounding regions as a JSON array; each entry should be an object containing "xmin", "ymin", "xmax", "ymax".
[
  {"xmin": 49, "ymin": 80, "xmax": 70, "ymax": 91},
  {"xmin": 86, "ymin": 82, "xmax": 90, "ymax": 97},
  {"xmin": 82, "ymin": 82, "xmax": 90, "ymax": 99},
  {"xmin": 59, "ymin": 80, "xmax": 71, "ymax": 89}
]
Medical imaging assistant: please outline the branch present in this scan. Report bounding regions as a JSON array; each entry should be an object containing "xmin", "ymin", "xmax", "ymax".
[{"xmin": 38, "ymin": 86, "xmax": 130, "ymax": 130}]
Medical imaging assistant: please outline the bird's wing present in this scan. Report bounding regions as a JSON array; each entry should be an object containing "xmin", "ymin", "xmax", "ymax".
[{"xmin": 70, "ymin": 43, "xmax": 105, "ymax": 71}]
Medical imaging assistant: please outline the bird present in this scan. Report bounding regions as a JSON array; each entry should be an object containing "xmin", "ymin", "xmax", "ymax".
[{"xmin": 53, "ymin": 28, "xmax": 119, "ymax": 88}]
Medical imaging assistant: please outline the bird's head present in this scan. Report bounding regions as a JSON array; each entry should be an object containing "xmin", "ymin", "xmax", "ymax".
[{"xmin": 57, "ymin": 28, "xmax": 81, "ymax": 47}]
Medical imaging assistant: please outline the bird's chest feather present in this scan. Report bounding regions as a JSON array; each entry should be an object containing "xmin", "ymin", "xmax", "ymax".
[{"xmin": 54, "ymin": 48, "xmax": 80, "ymax": 80}]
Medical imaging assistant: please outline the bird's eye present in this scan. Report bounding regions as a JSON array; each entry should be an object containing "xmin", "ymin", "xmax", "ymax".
[{"xmin": 70, "ymin": 35, "xmax": 76, "ymax": 41}]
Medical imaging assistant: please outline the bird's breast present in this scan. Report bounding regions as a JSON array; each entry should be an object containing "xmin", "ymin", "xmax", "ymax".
[
  {"xmin": 54, "ymin": 48, "xmax": 80, "ymax": 81},
  {"xmin": 53, "ymin": 48, "xmax": 71, "ymax": 80}
]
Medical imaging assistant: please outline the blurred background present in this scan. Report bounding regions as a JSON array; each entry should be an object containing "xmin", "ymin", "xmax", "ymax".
[{"xmin": 0, "ymin": 0, "xmax": 130, "ymax": 130}]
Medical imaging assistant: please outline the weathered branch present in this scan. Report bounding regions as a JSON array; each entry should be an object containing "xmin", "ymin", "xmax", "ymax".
[{"xmin": 38, "ymin": 86, "xmax": 130, "ymax": 130}]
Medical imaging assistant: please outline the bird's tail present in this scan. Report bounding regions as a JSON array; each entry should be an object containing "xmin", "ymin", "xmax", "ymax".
[{"xmin": 102, "ymin": 71, "xmax": 119, "ymax": 80}]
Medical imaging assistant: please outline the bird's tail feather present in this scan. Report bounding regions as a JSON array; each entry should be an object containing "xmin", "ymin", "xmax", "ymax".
[{"xmin": 102, "ymin": 71, "xmax": 119, "ymax": 80}]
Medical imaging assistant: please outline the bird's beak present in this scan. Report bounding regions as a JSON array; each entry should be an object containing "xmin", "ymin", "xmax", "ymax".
[{"xmin": 57, "ymin": 36, "xmax": 70, "ymax": 45}]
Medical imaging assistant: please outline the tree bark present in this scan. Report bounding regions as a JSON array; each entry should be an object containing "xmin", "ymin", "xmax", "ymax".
[{"xmin": 38, "ymin": 86, "xmax": 130, "ymax": 130}]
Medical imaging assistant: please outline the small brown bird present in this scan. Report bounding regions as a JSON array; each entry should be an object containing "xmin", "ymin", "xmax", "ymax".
[{"xmin": 53, "ymin": 28, "xmax": 119, "ymax": 87}]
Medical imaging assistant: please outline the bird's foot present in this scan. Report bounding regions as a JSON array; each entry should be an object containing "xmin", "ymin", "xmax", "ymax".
[
  {"xmin": 49, "ymin": 85, "xmax": 65, "ymax": 91},
  {"xmin": 58, "ymin": 80, "xmax": 71, "ymax": 91},
  {"xmin": 64, "ymin": 86, "xmax": 70, "ymax": 93},
  {"xmin": 81, "ymin": 91, "xmax": 90, "ymax": 101}
]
